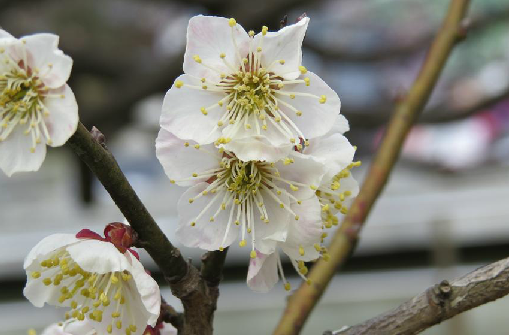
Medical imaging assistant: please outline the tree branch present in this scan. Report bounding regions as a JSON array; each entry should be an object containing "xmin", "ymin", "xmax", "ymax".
[
  {"xmin": 274, "ymin": 1, "xmax": 471, "ymax": 334},
  {"xmin": 330, "ymin": 257, "xmax": 509, "ymax": 335},
  {"xmin": 66, "ymin": 122, "xmax": 220, "ymax": 335},
  {"xmin": 201, "ymin": 248, "xmax": 229, "ymax": 287}
]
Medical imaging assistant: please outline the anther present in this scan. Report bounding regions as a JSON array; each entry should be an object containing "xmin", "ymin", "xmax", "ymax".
[
  {"xmin": 193, "ymin": 55, "xmax": 202, "ymax": 63},
  {"xmin": 319, "ymin": 95, "xmax": 327, "ymax": 104},
  {"xmin": 299, "ymin": 66, "xmax": 307, "ymax": 74},
  {"xmin": 175, "ymin": 80, "xmax": 184, "ymax": 88},
  {"xmin": 229, "ymin": 18, "xmax": 237, "ymax": 27}
]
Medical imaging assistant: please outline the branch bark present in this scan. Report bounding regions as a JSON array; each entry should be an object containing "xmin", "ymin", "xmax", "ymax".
[
  {"xmin": 274, "ymin": 1, "xmax": 471, "ymax": 334},
  {"xmin": 66, "ymin": 122, "xmax": 223, "ymax": 335},
  {"xmin": 331, "ymin": 257, "xmax": 509, "ymax": 335}
]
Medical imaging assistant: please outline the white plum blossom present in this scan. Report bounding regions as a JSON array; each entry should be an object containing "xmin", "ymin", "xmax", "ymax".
[
  {"xmin": 160, "ymin": 15, "xmax": 341, "ymax": 162},
  {"xmin": 0, "ymin": 30, "xmax": 78, "ymax": 176},
  {"xmin": 156, "ymin": 128, "xmax": 327, "ymax": 259},
  {"xmin": 24, "ymin": 233, "xmax": 161, "ymax": 335}
]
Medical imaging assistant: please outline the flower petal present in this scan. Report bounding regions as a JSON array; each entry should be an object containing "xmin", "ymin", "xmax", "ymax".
[
  {"xmin": 160, "ymin": 74, "xmax": 224, "ymax": 144},
  {"xmin": 22, "ymin": 33, "xmax": 73, "ymax": 88},
  {"xmin": 223, "ymin": 132, "xmax": 292, "ymax": 162},
  {"xmin": 0, "ymin": 126, "xmax": 47, "ymax": 177},
  {"xmin": 275, "ymin": 151, "xmax": 327, "ymax": 200},
  {"xmin": 156, "ymin": 128, "xmax": 221, "ymax": 186},
  {"xmin": 128, "ymin": 251, "xmax": 161, "ymax": 326},
  {"xmin": 255, "ymin": 17, "xmax": 309, "ymax": 80},
  {"xmin": 247, "ymin": 251, "xmax": 279, "ymax": 293},
  {"xmin": 304, "ymin": 132, "xmax": 355, "ymax": 181},
  {"xmin": 23, "ymin": 234, "xmax": 79, "ymax": 269},
  {"xmin": 62, "ymin": 321, "xmax": 96, "ymax": 335},
  {"xmin": 0, "ymin": 29, "xmax": 14, "ymax": 39},
  {"xmin": 24, "ymin": 267, "xmax": 71, "ymax": 307},
  {"xmin": 42, "ymin": 84, "xmax": 79, "ymax": 147},
  {"xmin": 282, "ymin": 197, "xmax": 322, "ymax": 261},
  {"xmin": 330, "ymin": 114, "xmax": 350, "ymax": 135},
  {"xmin": 183, "ymin": 15, "xmax": 250, "ymax": 82},
  {"xmin": 276, "ymin": 71, "xmax": 340, "ymax": 140},
  {"xmin": 254, "ymin": 189, "xmax": 290, "ymax": 254},
  {"xmin": 176, "ymin": 184, "xmax": 238, "ymax": 251},
  {"xmin": 66, "ymin": 239, "xmax": 133, "ymax": 274}
]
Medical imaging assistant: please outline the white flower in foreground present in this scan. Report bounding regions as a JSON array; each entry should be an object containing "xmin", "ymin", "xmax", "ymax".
[
  {"xmin": 0, "ymin": 30, "xmax": 78, "ymax": 176},
  {"xmin": 156, "ymin": 128, "xmax": 327, "ymax": 258},
  {"xmin": 160, "ymin": 15, "xmax": 340, "ymax": 161},
  {"xmin": 24, "ymin": 232, "xmax": 161, "ymax": 335}
]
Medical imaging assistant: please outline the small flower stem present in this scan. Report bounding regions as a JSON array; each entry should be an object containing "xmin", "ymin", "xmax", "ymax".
[{"xmin": 273, "ymin": 0, "xmax": 471, "ymax": 334}]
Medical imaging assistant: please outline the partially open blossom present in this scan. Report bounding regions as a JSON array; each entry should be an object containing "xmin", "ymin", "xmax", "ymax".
[
  {"xmin": 0, "ymin": 30, "xmax": 78, "ymax": 176},
  {"xmin": 160, "ymin": 15, "xmax": 340, "ymax": 162},
  {"xmin": 24, "ymin": 231, "xmax": 160, "ymax": 335},
  {"xmin": 156, "ymin": 128, "xmax": 326, "ymax": 257},
  {"xmin": 302, "ymin": 115, "xmax": 360, "ymax": 229},
  {"xmin": 246, "ymin": 198, "xmax": 323, "ymax": 293}
]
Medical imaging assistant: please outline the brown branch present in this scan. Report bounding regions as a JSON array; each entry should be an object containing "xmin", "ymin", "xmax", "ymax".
[
  {"xmin": 160, "ymin": 297, "xmax": 184, "ymax": 332},
  {"xmin": 273, "ymin": 1, "xmax": 471, "ymax": 334},
  {"xmin": 330, "ymin": 257, "xmax": 509, "ymax": 335},
  {"xmin": 201, "ymin": 248, "xmax": 229, "ymax": 287},
  {"xmin": 66, "ymin": 122, "xmax": 221, "ymax": 335}
]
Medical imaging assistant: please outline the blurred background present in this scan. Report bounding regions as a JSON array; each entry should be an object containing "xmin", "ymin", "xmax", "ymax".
[{"xmin": 1, "ymin": 0, "xmax": 509, "ymax": 334}]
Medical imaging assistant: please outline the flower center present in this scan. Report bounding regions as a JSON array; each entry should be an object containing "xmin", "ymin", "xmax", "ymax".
[
  {"xmin": 181, "ymin": 146, "xmax": 311, "ymax": 256},
  {"xmin": 225, "ymin": 68, "xmax": 272, "ymax": 115},
  {"xmin": 30, "ymin": 250, "xmax": 139, "ymax": 335}
]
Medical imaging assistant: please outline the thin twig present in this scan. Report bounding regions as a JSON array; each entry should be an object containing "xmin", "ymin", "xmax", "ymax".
[
  {"xmin": 273, "ymin": 1, "xmax": 471, "ymax": 334},
  {"xmin": 201, "ymin": 248, "xmax": 229, "ymax": 287},
  {"xmin": 331, "ymin": 257, "xmax": 509, "ymax": 334}
]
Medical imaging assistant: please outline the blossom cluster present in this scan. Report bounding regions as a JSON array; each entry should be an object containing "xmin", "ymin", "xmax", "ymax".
[{"xmin": 156, "ymin": 15, "xmax": 359, "ymax": 291}]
